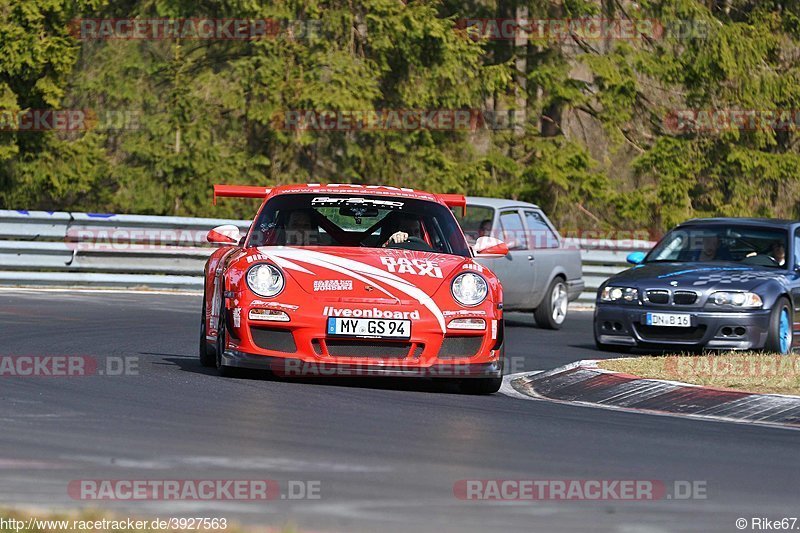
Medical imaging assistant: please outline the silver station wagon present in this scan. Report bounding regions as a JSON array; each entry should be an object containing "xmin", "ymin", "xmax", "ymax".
[{"xmin": 454, "ymin": 197, "xmax": 584, "ymax": 328}]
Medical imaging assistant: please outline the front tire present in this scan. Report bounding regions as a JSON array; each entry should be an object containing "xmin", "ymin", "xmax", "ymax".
[
  {"xmin": 215, "ymin": 301, "xmax": 237, "ymax": 377},
  {"xmin": 534, "ymin": 278, "xmax": 568, "ymax": 330},
  {"xmin": 764, "ymin": 297, "xmax": 793, "ymax": 354},
  {"xmin": 199, "ymin": 297, "xmax": 216, "ymax": 367}
]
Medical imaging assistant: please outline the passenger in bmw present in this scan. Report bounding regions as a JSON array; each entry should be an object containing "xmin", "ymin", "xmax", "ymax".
[
  {"xmin": 770, "ymin": 241, "xmax": 786, "ymax": 266},
  {"xmin": 695, "ymin": 235, "xmax": 731, "ymax": 261}
]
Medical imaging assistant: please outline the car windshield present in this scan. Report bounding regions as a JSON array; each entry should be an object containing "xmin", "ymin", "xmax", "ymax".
[
  {"xmin": 646, "ymin": 225, "xmax": 789, "ymax": 268},
  {"xmin": 248, "ymin": 193, "xmax": 471, "ymax": 257}
]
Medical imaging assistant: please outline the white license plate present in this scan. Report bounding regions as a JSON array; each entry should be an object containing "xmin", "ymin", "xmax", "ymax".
[
  {"xmin": 646, "ymin": 313, "xmax": 691, "ymax": 327},
  {"xmin": 326, "ymin": 317, "xmax": 411, "ymax": 338}
]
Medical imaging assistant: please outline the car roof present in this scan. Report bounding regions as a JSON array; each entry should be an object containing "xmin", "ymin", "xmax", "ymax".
[
  {"xmin": 679, "ymin": 217, "xmax": 799, "ymax": 229},
  {"xmin": 268, "ymin": 183, "xmax": 440, "ymax": 202},
  {"xmin": 465, "ymin": 196, "xmax": 540, "ymax": 209}
]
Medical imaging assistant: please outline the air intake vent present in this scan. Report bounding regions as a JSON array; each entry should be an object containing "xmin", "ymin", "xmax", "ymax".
[
  {"xmin": 250, "ymin": 327, "xmax": 297, "ymax": 353},
  {"xmin": 673, "ymin": 291, "xmax": 698, "ymax": 305},
  {"xmin": 325, "ymin": 340, "xmax": 411, "ymax": 358},
  {"xmin": 645, "ymin": 290, "xmax": 670, "ymax": 304}
]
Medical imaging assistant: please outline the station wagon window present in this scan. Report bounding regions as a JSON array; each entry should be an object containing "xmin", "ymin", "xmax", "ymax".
[
  {"xmin": 524, "ymin": 210, "xmax": 559, "ymax": 249},
  {"xmin": 452, "ymin": 205, "xmax": 495, "ymax": 244},
  {"xmin": 499, "ymin": 210, "xmax": 528, "ymax": 250}
]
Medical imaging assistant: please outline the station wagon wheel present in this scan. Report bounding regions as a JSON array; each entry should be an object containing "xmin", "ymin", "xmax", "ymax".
[{"xmin": 534, "ymin": 278, "xmax": 568, "ymax": 330}]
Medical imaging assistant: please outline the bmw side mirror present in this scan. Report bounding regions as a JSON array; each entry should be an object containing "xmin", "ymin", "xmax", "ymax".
[{"xmin": 626, "ymin": 251, "xmax": 646, "ymax": 265}]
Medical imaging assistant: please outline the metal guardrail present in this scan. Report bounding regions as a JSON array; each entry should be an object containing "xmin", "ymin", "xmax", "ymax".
[
  {"xmin": 0, "ymin": 210, "xmax": 653, "ymax": 301},
  {"xmin": 576, "ymin": 238, "xmax": 655, "ymax": 304},
  {"xmin": 0, "ymin": 210, "xmax": 250, "ymax": 290}
]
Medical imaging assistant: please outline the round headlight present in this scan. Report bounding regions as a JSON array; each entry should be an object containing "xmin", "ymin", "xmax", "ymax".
[
  {"xmin": 451, "ymin": 272, "xmax": 488, "ymax": 306},
  {"xmin": 246, "ymin": 264, "xmax": 284, "ymax": 297}
]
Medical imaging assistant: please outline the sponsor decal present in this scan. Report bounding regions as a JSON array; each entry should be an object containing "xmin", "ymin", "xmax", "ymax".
[
  {"xmin": 491, "ymin": 319, "xmax": 498, "ymax": 340},
  {"xmin": 379, "ymin": 256, "xmax": 443, "ymax": 278},
  {"xmin": 232, "ymin": 307, "xmax": 241, "ymax": 328},
  {"xmin": 250, "ymin": 300, "xmax": 299, "ymax": 311},
  {"xmin": 313, "ymin": 279, "xmax": 353, "ymax": 291},
  {"xmin": 311, "ymin": 196, "xmax": 404, "ymax": 209},
  {"xmin": 257, "ymin": 247, "xmax": 448, "ymax": 332},
  {"xmin": 308, "ymin": 184, "xmax": 415, "ymax": 192},
  {"xmin": 246, "ymin": 254, "xmax": 271, "ymax": 264},
  {"xmin": 323, "ymin": 306, "xmax": 420, "ymax": 320},
  {"xmin": 463, "ymin": 263, "xmax": 484, "ymax": 272},
  {"xmin": 442, "ymin": 310, "xmax": 488, "ymax": 317}
]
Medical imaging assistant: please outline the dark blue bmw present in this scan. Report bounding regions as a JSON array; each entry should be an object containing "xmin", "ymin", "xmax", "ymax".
[{"xmin": 594, "ymin": 218, "xmax": 799, "ymax": 353}]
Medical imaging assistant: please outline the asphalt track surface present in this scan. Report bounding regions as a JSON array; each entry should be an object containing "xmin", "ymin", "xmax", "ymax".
[{"xmin": 0, "ymin": 290, "xmax": 798, "ymax": 533}]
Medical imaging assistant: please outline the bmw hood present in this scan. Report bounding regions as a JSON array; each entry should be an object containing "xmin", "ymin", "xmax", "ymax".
[{"xmin": 608, "ymin": 262, "xmax": 788, "ymax": 292}]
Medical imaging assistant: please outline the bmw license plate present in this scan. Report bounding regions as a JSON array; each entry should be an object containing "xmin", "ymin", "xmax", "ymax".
[
  {"xmin": 327, "ymin": 317, "xmax": 411, "ymax": 339},
  {"xmin": 645, "ymin": 313, "xmax": 691, "ymax": 327}
]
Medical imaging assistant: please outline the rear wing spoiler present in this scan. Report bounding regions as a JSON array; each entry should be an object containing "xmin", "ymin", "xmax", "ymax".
[
  {"xmin": 213, "ymin": 185, "xmax": 271, "ymax": 205},
  {"xmin": 438, "ymin": 194, "xmax": 467, "ymax": 217}
]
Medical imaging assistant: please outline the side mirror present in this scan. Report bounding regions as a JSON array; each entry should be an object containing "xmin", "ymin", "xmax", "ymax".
[
  {"xmin": 626, "ymin": 251, "xmax": 646, "ymax": 265},
  {"xmin": 474, "ymin": 236, "xmax": 509, "ymax": 257},
  {"xmin": 207, "ymin": 224, "xmax": 242, "ymax": 245}
]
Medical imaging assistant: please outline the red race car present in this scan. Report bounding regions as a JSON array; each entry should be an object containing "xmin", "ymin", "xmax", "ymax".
[{"xmin": 200, "ymin": 184, "xmax": 509, "ymax": 393}]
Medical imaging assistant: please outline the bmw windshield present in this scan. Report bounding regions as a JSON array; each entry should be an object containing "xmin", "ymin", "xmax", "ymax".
[
  {"xmin": 247, "ymin": 193, "xmax": 471, "ymax": 257},
  {"xmin": 646, "ymin": 225, "xmax": 788, "ymax": 268}
]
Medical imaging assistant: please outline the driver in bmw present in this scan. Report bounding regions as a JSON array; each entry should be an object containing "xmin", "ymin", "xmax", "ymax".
[{"xmin": 383, "ymin": 214, "xmax": 423, "ymax": 246}]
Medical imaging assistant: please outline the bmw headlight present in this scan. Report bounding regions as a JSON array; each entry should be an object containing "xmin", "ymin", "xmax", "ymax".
[
  {"xmin": 246, "ymin": 264, "xmax": 284, "ymax": 297},
  {"xmin": 600, "ymin": 286, "xmax": 639, "ymax": 303},
  {"xmin": 709, "ymin": 291, "xmax": 762, "ymax": 308},
  {"xmin": 451, "ymin": 273, "xmax": 488, "ymax": 306}
]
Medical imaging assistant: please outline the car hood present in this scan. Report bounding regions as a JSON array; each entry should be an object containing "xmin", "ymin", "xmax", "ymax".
[
  {"xmin": 609, "ymin": 262, "xmax": 789, "ymax": 291},
  {"xmin": 252, "ymin": 246, "xmax": 469, "ymax": 301}
]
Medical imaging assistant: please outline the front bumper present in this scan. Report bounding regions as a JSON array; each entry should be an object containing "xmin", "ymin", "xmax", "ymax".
[
  {"xmin": 594, "ymin": 304, "xmax": 772, "ymax": 350},
  {"xmin": 222, "ymin": 305, "xmax": 505, "ymax": 377},
  {"xmin": 221, "ymin": 350, "xmax": 504, "ymax": 378}
]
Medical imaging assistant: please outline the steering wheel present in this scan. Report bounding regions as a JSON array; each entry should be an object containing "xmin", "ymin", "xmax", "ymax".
[
  {"xmin": 386, "ymin": 236, "xmax": 435, "ymax": 252},
  {"xmin": 741, "ymin": 254, "xmax": 781, "ymax": 267}
]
